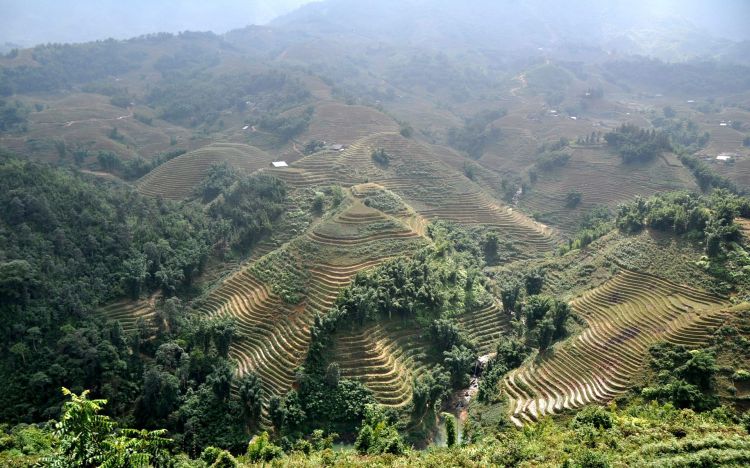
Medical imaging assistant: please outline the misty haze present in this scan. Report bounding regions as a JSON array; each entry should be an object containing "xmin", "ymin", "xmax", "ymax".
[{"xmin": 1, "ymin": 1, "xmax": 750, "ymax": 466}]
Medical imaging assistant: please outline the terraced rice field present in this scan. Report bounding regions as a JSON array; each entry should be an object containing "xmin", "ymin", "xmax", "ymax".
[
  {"xmin": 136, "ymin": 142, "xmax": 274, "ymax": 199},
  {"xmin": 736, "ymin": 218, "xmax": 750, "ymax": 240},
  {"xmin": 329, "ymin": 300, "xmax": 510, "ymax": 407},
  {"xmin": 520, "ymin": 147, "xmax": 697, "ymax": 233},
  {"xmin": 502, "ymin": 268, "xmax": 730, "ymax": 426},
  {"xmin": 99, "ymin": 297, "xmax": 158, "ymax": 334},
  {"xmin": 715, "ymin": 157, "xmax": 750, "ymax": 187},
  {"xmin": 308, "ymin": 202, "xmax": 422, "ymax": 247},
  {"xmin": 199, "ymin": 200, "xmax": 425, "ymax": 417},
  {"xmin": 284, "ymin": 132, "xmax": 557, "ymax": 255},
  {"xmin": 458, "ymin": 301, "xmax": 512, "ymax": 355},
  {"xmin": 300, "ymin": 102, "xmax": 399, "ymax": 145},
  {"xmin": 332, "ymin": 323, "xmax": 429, "ymax": 407}
]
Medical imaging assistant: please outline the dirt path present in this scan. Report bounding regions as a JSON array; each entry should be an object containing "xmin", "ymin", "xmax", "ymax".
[
  {"xmin": 63, "ymin": 112, "xmax": 133, "ymax": 127},
  {"xmin": 510, "ymin": 73, "xmax": 527, "ymax": 97}
]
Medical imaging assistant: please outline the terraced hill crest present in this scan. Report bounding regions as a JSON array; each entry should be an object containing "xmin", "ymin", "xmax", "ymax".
[
  {"xmin": 198, "ymin": 191, "xmax": 427, "ymax": 414},
  {"xmin": 276, "ymin": 132, "xmax": 558, "ymax": 257},
  {"xmin": 136, "ymin": 142, "xmax": 274, "ymax": 199}
]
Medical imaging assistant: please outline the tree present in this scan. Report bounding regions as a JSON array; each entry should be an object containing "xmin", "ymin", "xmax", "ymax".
[
  {"xmin": 443, "ymin": 345, "xmax": 477, "ymax": 388},
  {"xmin": 122, "ymin": 253, "xmax": 148, "ymax": 300},
  {"xmin": 483, "ymin": 231, "xmax": 499, "ymax": 263},
  {"xmin": 211, "ymin": 318, "xmax": 237, "ymax": 358},
  {"xmin": 207, "ymin": 362, "xmax": 234, "ymax": 402},
  {"xmin": 536, "ymin": 317, "xmax": 556, "ymax": 351},
  {"xmin": 523, "ymin": 295, "xmax": 552, "ymax": 330},
  {"xmin": 325, "ymin": 362, "xmax": 341, "ymax": 387},
  {"xmin": 312, "ymin": 192, "xmax": 325, "ymax": 214},
  {"xmin": 566, "ymin": 191, "xmax": 582, "ymax": 208},
  {"xmin": 238, "ymin": 373, "xmax": 262, "ymax": 426},
  {"xmin": 140, "ymin": 367, "xmax": 180, "ymax": 422},
  {"xmin": 500, "ymin": 281, "xmax": 522, "ymax": 315},
  {"xmin": 44, "ymin": 388, "xmax": 172, "ymax": 468},
  {"xmin": 196, "ymin": 162, "xmax": 237, "ymax": 202},
  {"xmin": 525, "ymin": 269, "xmax": 544, "ymax": 295},
  {"xmin": 551, "ymin": 301, "xmax": 571, "ymax": 339},
  {"xmin": 371, "ymin": 148, "xmax": 390, "ymax": 166},
  {"xmin": 444, "ymin": 413, "xmax": 457, "ymax": 447},
  {"xmin": 355, "ymin": 404, "xmax": 406, "ymax": 455},
  {"xmin": 269, "ymin": 396, "xmax": 287, "ymax": 434},
  {"xmin": 246, "ymin": 432, "xmax": 282, "ymax": 463}
]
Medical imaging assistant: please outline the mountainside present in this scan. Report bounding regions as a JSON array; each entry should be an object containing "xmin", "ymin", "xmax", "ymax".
[{"xmin": 1, "ymin": 0, "xmax": 750, "ymax": 466}]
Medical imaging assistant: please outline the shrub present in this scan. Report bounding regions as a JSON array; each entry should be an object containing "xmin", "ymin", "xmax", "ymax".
[
  {"xmin": 371, "ymin": 148, "xmax": 390, "ymax": 166},
  {"xmin": 566, "ymin": 191, "xmax": 582, "ymax": 208},
  {"xmin": 355, "ymin": 405, "xmax": 407, "ymax": 455},
  {"xmin": 200, "ymin": 446, "xmax": 222, "ymax": 465},
  {"xmin": 211, "ymin": 450, "xmax": 238, "ymax": 468},
  {"xmin": 246, "ymin": 431, "xmax": 283, "ymax": 462},
  {"xmin": 573, "ymin": 406, "xmax": 613, "ymax": 430}
]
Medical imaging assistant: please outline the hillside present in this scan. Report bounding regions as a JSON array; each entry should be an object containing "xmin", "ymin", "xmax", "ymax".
[{"xmin": 1, "ymin": 0, "xmax": 750, "ymax": 466}]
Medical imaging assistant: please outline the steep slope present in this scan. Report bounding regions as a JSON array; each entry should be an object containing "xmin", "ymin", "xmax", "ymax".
[
  {"xmin": 199, "ymin": 194, "xmax": 426, "ymax": 413},
  {"xmin": 274, "ymin": 132, "xmax": 558, "ymax": 257},
  {"xmin": 502, "ymin": 268, "xmax": 730, "ymax": 426}
]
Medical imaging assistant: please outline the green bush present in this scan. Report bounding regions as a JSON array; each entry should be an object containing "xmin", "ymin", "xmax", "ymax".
[
  {"xmin": 572, "ymin": 406, "xmax": 613, "ymax": 430},
  {"xmin": 200, "ymin": 446, "xmax": 222, "ymax": 465},
  {"xmin": 246, "ymin": 431, "xmax": 283, "ymax": 463}
]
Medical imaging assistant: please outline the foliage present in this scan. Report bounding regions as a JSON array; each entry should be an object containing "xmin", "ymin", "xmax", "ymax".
[
  {"xmin": 565, "ymin": 191, "xmax": 582, "ymax": 208},
  {"xmin": 522, "ymin": 295, "xmax": 571, "ymax": 351},
  {"xmin": 147, "ymin": 71, "xmax": 309, "ymax": 128},
  {"xmin": 604, "ymin": 124, "xmax": 671, "ymax": 163},
  {"xmin": 0, "ymin": 40, "xmax": 145, "ymax": 95},
  {"xmin": 246, "ymin": 432, "xmax": 283, "ymax": 463},
  {"xmin": 616, "ymin": 191, "xmax": 747, "ymax": 259},
  {"xmin": 561, "ymin": 206, "xmax": 614, "ymax": 253},
  {"xmin": 0, "ymin": 98, "xmax": 28, "ymax": 132},
  {"xmin": 354, "ymin": 405, "xmax": 406, "ymax": 456},
  {"xmin": 604, "ymin": 57, "xmax": 750, "ymax": 95},
  {"xmin": 443, "ymin": 413, "xmax": 457, "ymax": 447},
  {"xmin": 478, "ymin": 338, "xmax": 529, "ymax": 403},
  {"xmin": 572, "ymin": 405, "xmax": 613, "ymax": 430},
  {"xmin": 208, "ymin": 173, "xmax": 286, "ymax": 249},
  {"xmin": 371, "ymin": 148, "xmax": 390, "ymax": 166},
  {"xmin": 642, "ymin": 343, "xmax": 719, "ymax": 411},
  {"xmin": 652, "ymin": 116, "xmax": 710, "ymax": 152},
  {"xmin": 535, "ymin": 150, "xmax": 571, "ymax": 172},
  {"xmin": 43, "ymin": 388, "xmax": 171, "ymax": 468},
  {"xmin": 0, "ymin": 154, "xmax": 222, "ymax": 420},
  {"xmin": 257, "ymin": 106, "xmax": 314, "ymax": 143},
  {"xmin": 249, "ymin": 248, "xmax": 308, "ymax": 304},
  {"xmin": 678, "ymin": 153, "xmax": 738, "ymax": 192},
  {"xmin": 303, "ymin": 140, "xmax": 325, "ymax": 155},
  {"xmin": 246, "ymin": 401, "xmax": 750, "ymax": 466},
  {"xmin": 195, "ymin": 162, "xmax": 238, "ymax": 202},
  {"xmin": 447, "ymin": 109, "xmax": 506, "ymax": 159}
]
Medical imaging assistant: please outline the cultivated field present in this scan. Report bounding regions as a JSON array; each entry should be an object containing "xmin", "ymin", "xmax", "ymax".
[
  {"xmin": 136, "ymin": 142, "xmax": 274, "ymax": 199},
  {"xmin": 502, "ymin": 268, "xmax": 730, "ymax": 426},
  {"xmin": 285, "ymin": 132, "xmax": 558, "ymax": 256},
  {"xmin": 519, "ymin": 147, "xmax": 697, "ymax": 233},
  {"xmin": 198, "ymin": 195, "xmax": 425, "ymax": 417}
]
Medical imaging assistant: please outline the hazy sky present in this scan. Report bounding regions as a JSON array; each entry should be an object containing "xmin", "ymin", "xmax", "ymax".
[
  {"xmin": 1, "ymin": 0, "xmax": 748, "ymax": 48},
  {"xmin": 0, "ymin": 0, "xmax": 316, "ymax": 46}
]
